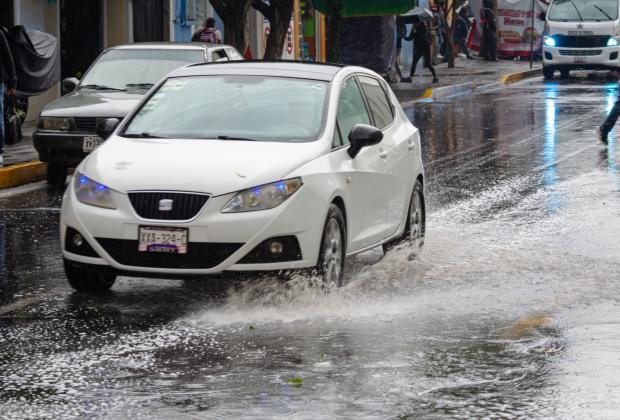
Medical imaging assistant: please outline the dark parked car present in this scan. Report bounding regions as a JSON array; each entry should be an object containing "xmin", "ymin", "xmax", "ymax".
[{"xmin": 33, "ymin": 42, "xmax": 243, "ymax": 186}]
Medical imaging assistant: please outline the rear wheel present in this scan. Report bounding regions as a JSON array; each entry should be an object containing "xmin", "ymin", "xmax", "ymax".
[
  {"xmin": 316, "ymin": 204, "xmax": 346, "ymax": 288},
  {"xmin": 543, "ymin": 67, "xmax": 555, "ymax": 80},
  {"xmin": 64, "ymin": 261, "xmax": 117, "ymax": 293},
  {"xmin": 383, "ymin": 180, "xmax": 426, "ymax": 253},
  {"xmin": 47, "ymin": 163, "xmax": 67, "ymax": 187}
]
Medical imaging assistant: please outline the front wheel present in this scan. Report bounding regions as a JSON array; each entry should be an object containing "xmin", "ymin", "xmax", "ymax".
[
  {"xmin": 383, "ymin": 180, "xmax": 426, "ymax": 253},
  {"xmin": 560, "ymin": 69, "xmax": 570, "ymax": 79},
  {"xmin": 64, "ymin": 261, "xmax": 117, "ymax": 293},
  {"xmin": 316, "ymin": 204, "xmax": 346, "ymax": 288},
  {"xmin": 543, "ymin": 67, "xmax": 555, "ymax": 80},
  {"xmin": 47, "ymin": 163, "xmax": 67, "ymax": 187}
]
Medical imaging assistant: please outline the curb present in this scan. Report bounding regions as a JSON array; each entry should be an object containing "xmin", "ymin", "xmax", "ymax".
[
  {"xmin": 500, "ymin": 68, "xmax": 543, "ymax": 84},
  {"xmin": 0, "ymin": 161, "xmax": 47, "ymax": 189}
]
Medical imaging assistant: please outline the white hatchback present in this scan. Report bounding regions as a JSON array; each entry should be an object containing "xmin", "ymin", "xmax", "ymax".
[{"xmin": 60, "ymin": 62, "xmax": 426, "ymax": 292}]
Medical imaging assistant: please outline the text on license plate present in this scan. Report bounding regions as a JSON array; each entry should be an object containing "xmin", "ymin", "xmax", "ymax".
[
  {"xmin": 83, "ymin": 136, "xmax": 104, "ymax": 153},
  {"xmin": 138, "ymin": 227, "xmax": 188, "ymax": 254}
]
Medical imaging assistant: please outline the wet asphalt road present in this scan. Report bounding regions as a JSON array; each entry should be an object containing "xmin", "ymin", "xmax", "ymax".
[{"xmin": 1, "ymin": 77, "xmax": 620, "ymax": 419}]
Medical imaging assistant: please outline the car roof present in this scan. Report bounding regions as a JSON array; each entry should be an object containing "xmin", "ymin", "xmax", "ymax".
[
  {"xmin": 110, "ymin": 42, "xmax": 233, "ymax": 50},
  {"xmin": 169, "ymin": 60, "xmax": 347, "ymax": 82}
]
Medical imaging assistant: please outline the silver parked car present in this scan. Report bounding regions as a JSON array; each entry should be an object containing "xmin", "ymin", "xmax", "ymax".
[{"xmin": 33, "ymin": 42, "xmax": 243, "ymax": 186}]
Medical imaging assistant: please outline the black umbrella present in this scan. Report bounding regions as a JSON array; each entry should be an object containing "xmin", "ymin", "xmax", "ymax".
[{"xmin": 400, "ymin": 7, "xmax": 433, "ymax": 24}]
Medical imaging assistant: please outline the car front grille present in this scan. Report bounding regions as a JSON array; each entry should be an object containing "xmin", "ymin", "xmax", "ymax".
[
  {"xmin": 73, "ymin": 117, "xmax": 97, "ymax": 132},
  {"xmin": 559, "ymin": 49, "xmax": 603, "ymax": 56},
  {"xmin": 555, "ymin": 35, "xmax": 610, "ymax": 48},
  {"xmin": 96, "ymin": 238, "xmax": 243, "ymax": 269},
  {"xmin": 128, "ymin": 192, "xmax": 209, "ymax": 221}
]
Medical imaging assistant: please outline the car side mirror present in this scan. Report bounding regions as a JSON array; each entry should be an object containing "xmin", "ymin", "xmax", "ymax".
[
  {"xmin": 539, "ymin": 11, "xmax": 546, "ymax": 21},
  {"xmin": 347, "ymin": 124, "xmax": 383, "ymax": 158},
  {"xmin": 96, "ymin": 118, "xmax": 120, "ymax": 140},
  {"xmin": 62, "ymin": 77, "xmax": 80, "ymax": 93}
]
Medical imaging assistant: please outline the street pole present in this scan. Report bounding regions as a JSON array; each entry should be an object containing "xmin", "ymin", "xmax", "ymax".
[{"xmin": 529, "ymin": 0, "xmax": 535, "ymax": 69}]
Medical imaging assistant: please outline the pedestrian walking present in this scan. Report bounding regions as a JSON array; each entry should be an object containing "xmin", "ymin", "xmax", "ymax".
[
  {"xmin": 402, "ymin": 20, "xmax": 439, "ymax": 84},
  {"xmin": 598, "ymin": 95, "xmax": 620, "ymax": 145},
  {"xmin": 0, "ymin": 27, "xmax": 18, "ymax": 168},
  {"xmin": 191, "ymin": 17, "xmax": 223, "ymax": 44},
  {"xmin": 455, "ymin": 9, "xmax": 471, "ymax": 59},
  {"xmin": 480, "ymin": 0, "xmax": 498, "ymax": 61}
]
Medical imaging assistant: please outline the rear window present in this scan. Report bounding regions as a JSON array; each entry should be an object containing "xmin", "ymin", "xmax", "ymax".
[{"xmin": 80, "ymin": 49, "xmax": 205, "ymax": 90}]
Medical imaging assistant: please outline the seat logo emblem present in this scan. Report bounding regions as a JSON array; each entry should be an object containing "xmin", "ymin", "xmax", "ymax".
[
  {"xmin": 159, "ymin": 199, "xmax": 174, "ymax": 211},
  {"xmin": 577, "ymin": 23, "xmax": 584, "ymax": 29}
]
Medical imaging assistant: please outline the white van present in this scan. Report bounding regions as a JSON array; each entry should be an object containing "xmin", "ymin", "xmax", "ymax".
[{"xmin": 542, "ymin": 0, "xmax": 620, "ymax": 79}]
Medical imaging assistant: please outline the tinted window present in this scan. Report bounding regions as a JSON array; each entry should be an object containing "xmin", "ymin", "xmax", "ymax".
[
  {"xmin": 358, "ymin": 75, "xmax": 394, "ymax": 129},
  {"xmin": 212, "ymin": 49, "xmax": 228, "ymax": 61},
  {"xmin": 80, "ymin": 49, "xmax": 205, "ymax": 90},
  {"xmin": 336, "ymin": 78, "xmax": 371, "ymax": 144},
  {"xmin": 124, "ymin": 76, "xmax": 329, "ymax": 142}
]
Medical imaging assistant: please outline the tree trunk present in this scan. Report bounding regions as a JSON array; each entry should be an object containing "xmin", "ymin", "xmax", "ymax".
[
  {"xmin": 254, "ymin": 0, "xmax": 295, "ymax": 60},
  {"xmin": 210, "ymin": 0, "xmax": 253, "ymax": 53}
]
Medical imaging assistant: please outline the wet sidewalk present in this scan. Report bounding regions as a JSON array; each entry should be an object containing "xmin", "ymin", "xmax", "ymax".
[{"xmin": 391, "ymin": 56, "xmax": 542, "ymax": 103}]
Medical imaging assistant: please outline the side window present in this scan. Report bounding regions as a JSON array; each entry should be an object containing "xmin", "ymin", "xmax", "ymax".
[
  {"xmin": 211, "ymin": 49, "xmax": 228, "ymax": 62},
  {"xmin": 358, "ymin": 75, "xmax": 394, "ymax": 129},
  {"xmin": 332, "ymin": 124, "xmax": 343, "ymax": 148},
  {"xmin": 336, "ymin": 77, "xmax": 371, "ymax": 145}
]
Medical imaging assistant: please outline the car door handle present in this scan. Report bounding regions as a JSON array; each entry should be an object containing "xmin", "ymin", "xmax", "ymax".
[{"xmin": 379, "ymin": 150, "xmax": 388, "ymax": 159}]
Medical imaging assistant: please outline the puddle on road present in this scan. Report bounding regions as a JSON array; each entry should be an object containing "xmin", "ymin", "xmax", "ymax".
[{"xmin": 1, "ymin": 170, "xmax": 620, "ymax": 419}]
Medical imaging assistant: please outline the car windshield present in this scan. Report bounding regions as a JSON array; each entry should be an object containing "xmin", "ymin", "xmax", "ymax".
[
  {"xmin": 79, "ymin": 49, "xmax": 205, "ymax": 90},
  {"xmin": 548, "ymin": 0, "xmax": 619, "ymax": 21},
  {"xmin": 123, "ymin": 76, "xmax": 330, "ymax": 142}
]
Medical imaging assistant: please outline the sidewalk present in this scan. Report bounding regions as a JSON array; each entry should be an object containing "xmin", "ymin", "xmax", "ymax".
[
  {"xmin": 0, "ymin": 58, "xmax": 542, "ymax": 189},
  {"xmin": 391, "ymin": 57, "xmax": 542, "ymax": 104}
]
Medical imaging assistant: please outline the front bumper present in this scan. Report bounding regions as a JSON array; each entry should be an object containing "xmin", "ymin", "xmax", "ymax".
[
  {"xmin": 543, "ymin": 46, "xmax": 620, "ymax": 70},
  {"xmin": 60, "ymin": 178, "xmax": 328, "ymax": 276},
  {"xmin": 33, "ymin": 131, "xmax": 100, "ymax": 165}
]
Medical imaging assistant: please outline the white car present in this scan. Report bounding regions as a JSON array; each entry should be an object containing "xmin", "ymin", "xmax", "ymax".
[{"xmin": 60, "ymin": 62, "xmax": 426, "ymax": 292}]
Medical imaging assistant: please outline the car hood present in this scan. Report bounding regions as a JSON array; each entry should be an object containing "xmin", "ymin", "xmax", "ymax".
[
  {"xmin": 80, "ymin": 136, "xmax": 327, "ymax": 196},
  {"xmin": 40, "ymin": 89, "xmax": 146, "ymax": 118}
]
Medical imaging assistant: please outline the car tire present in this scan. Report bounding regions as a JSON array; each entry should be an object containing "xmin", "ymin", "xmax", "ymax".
[
  {"xmin": 316, "ymin": 204, "xmax": 346, "ymax": 288},
  {"xmin": 47, "ymin": 163, "xmax": 67, "ymax": 188},
  {"xmin": 543, "ymin": 67, "xmax": 555, "ymax": 80},
  {"xmin": 64, "ymin": 260, "xmax": 117, "ymax": 293},
  {"xmin": 383, "ymin": 179, "xmax": 426, "ymax": 253},
  {"xmin": 560, "ymin": 69, "xmax": 570, "ymax": 79}
]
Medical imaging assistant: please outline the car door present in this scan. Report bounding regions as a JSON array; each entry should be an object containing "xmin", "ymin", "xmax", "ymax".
[
  {"xmin": 357, "ymin": 75, "xmax": 412, "ymax": 237},
  {"xmin": 335, "ymin": 76, "xmax": 392, "ymax": 251}
]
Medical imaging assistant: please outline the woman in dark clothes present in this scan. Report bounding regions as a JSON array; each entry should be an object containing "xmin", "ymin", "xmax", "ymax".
[{"xmin": 402, "ymin": 20, "xmax": 438, "ymax": 84}]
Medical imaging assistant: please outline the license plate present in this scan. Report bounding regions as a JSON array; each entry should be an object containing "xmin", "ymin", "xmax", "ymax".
[
  {"xmin": 138, "ymin": 226, "xmax": 188, "ymax": 254},
  {"xmin": 83, "ymin": 136, "xmax": 104, "ymax": 153},
  {"xmin": 574, "ymin": 56, "xmax": 587, "ymax": 63},
  {"xmin": 568, "ymin": 31, "xmax": 593, "ymax": 36}
]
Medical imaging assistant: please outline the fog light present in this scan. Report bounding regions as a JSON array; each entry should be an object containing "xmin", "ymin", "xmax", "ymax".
[
  {"xmin": 269, "ymin": 240, "xmax": 284, "ymax": 255},
  {"xmin": 72, "ymin": 233, "xmax": 84, "ymax": 248}
]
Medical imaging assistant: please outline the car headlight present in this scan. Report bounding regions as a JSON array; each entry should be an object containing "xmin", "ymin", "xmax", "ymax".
[
  {"xmin": 543, "ymin": 35, "xmax": 556, "ymax": 47},
  {"xmin": 222, "ymin": 178, "xmax": 302, "ymax": 213},
  {"xmin": 608, "ymin": 37, "xmax": 619, "ymax": 47},
  {"xmin": 74, "ymin": 173, "xmax": 117, "ymax": 209},
  {"xmin": 37, "ymin": 116, "xmax": 71, "ymax": 131}
]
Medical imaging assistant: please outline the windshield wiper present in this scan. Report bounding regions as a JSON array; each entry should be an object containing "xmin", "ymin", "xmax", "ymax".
[
  {"xmin": 124, "ymin": 132, "xmax": 167, "ymax": 139},
  {"xmin": 217, "ymin": 135, "xmax": 259, "ymax": 141},
  {"xmin": 569, "ymin": 0, "xmax": 583, "ymax": 21},
  {"xmin": 81, "ymin": 84, "xmax": 127, "ymax": 92},
  {"xmin": 126, "ymin": 83, "xmax": 155, "ymax": 89},
  {"xmin": 593, "ymin": 5, "xmax": 613, "ymax": 20}
]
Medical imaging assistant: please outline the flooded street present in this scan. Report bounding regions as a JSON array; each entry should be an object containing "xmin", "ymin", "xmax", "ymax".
[{"xmin": 2, "ymin": 78, "xmax": 620, "ymax": 419}]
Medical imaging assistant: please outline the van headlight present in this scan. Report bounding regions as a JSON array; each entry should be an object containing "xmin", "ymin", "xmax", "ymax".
[
  {"xmin": 222, "ymin": 178, "xmax": 302, "ymax": 213},
  {"xmin": 544, "ymin": 35, "xmax": 556, "ymax": 47},
  {"xmin": 38, "ymin": 117, "xmax": 71, "ymax": 131},
  {"xmin": 608, "ymin": 37, "xmax": 619, "ymax": 47},
  {"xmin": 74, "ymin": 173, "xmax": 117, "ymax": 209}
]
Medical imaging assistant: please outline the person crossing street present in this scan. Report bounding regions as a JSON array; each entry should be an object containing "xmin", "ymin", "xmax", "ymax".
[{"xmin": 402, "ymin": 20, "xmax": 439, "ymax": 85}]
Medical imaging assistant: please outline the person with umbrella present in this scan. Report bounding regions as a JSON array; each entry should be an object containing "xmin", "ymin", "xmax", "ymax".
[{"xmin": 402, "ymin": 18, "xmax": 439, "ymax": 84}]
